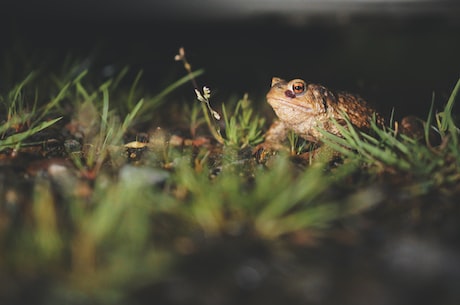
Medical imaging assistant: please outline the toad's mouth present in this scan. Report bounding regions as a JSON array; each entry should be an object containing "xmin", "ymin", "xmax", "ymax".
[{"xmin": 267, "ymin": 97, "xmax": 313, "ymax": 113}]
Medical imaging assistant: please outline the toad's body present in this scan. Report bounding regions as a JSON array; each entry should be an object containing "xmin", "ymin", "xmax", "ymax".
[{"xmin": 264, "ymin": 77, "xmax": 384, "ymax": 147}]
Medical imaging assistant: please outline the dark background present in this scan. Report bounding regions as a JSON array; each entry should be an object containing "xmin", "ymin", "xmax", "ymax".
[{"xmin": 1, "ymin": 0, "xmax": 460, "ymax": 118}]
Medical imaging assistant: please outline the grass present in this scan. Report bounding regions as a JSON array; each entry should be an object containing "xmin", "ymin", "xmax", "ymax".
[
  {"xmin": 319, "ymin": 78, "xmax": 460, "ymax": 193},
  {"xmin": 0, "ymin": 72, "xmax": 64, "ymax": 151},
  {"xmin": 0, "ymin": 50, "xmax": 459, "ymax": 304},
  {"xmin": 221, "ymin": 93, "xmax": 266, "ymax": 148}
]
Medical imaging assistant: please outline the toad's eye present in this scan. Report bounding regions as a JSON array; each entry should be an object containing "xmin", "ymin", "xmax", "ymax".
[{"xmin": 292, "ymin": 82, "xmax": 306, "ymax": 95}]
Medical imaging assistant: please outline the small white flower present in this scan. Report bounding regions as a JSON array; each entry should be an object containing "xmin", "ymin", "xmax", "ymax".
[
  {"xmin": 212, "ymin": 110, "xmax": 221, "ymax": 120},
  {"xmin": 175, "ymin": 47, "xmax": 186, "ymax": 61},
  {"xmin": 195, "ymin": 89, "xmax": 206, "ymax": 103},
  {"xmin": 203, "ymin": 86, "xmax": 211, "ymax": 99},
  {"xmin": 194, "ymin": 86, "xmax": 220, "ymax": 120},
  {"xmin": 179, "ymin": 47, "xmax": 185, "ymax": 57}
]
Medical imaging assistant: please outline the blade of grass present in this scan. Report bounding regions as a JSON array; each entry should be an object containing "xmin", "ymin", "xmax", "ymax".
[
  {"xmin": 39, "ymin": 82, "xmax": 71, "ymax": 120},
  {"xmin": 0, "ymin": 117, "xmax": 62, "ymax": 150},
  {"xmin": 139, "ymin": 69, "xmax": 204, "ymax": 117},
  {"xmin": 9, "ymin": 71, "xmax": 36, "ymax": 105},
  {"xmin": 425, "ymin": 95, "xmax": 436, "ymax": 145},
  {"xmin": 442, "ymin": 78, "xmax": 460, "ymax": 146},
  {"xmin": 122, "ymin": 98, "xmax": 144, "ymax": 132},
  {"xmin": 127, "ymin": 70, "xmax": 143, "ymax": 109},
  {"xmin": 112, "ymin": 66, "xmax": 130, "ymax": 89},
  {"xmin": 33, "ymin": 178, "xmax": 63, "ymax": 260}
]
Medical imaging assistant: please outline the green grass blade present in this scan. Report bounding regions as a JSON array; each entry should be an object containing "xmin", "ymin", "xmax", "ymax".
[
  {"xmin": 122, "ymin": 98, "xmax": 144, "ymax": 132},
  {"xmin": 0, "ymin": 117, "xmax": 62, "ymax": 150},
  {"xmin": 40, "ymin": 82, "xmax": 71, "ymax": 119},
  {"xmin": 145, "ymin": 69, "xmax": 204, "ymax": 110},
  {"xmin": 112, "ymin": 66, "xmax": 130, "ymax": 89},
  {"xmin": 425, "ymin": 97, "xmax": 435, "ymax": 145},
  {"xmin": 442, "ymin": 78, "xmax": 460, "ymax": 130},
  {"xmin": 443, "ymin": 78, "xmax": 460, "ymax": 146},
  {"xmin": 9, "ymin": 71, "xmax": 37, "ymax": 104},
  {"xmin": 127, "ymin": 70, "xmax": 143, "ymax": 109}
]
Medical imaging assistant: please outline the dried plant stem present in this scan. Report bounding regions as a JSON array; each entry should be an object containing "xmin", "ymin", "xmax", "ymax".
[{"xmin": 175, "ymin": 47, "xmax": 224, "ymax": 144}]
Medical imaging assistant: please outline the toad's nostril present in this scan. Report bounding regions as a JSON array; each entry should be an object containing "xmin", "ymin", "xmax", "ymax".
[{"xmin": 285, "ymin": 90, "xmax": 296, "ymax": 98}]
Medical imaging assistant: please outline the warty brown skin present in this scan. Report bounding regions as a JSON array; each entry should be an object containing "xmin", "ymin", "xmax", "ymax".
[{"xmin": 264, "ymin": 77, "xmax": 384, "ymax": 149}]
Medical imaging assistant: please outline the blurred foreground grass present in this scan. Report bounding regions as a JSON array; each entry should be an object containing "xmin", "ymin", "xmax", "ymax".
[{"xmin": 0, "ymin": 54, "xmax": 459, "ymax": 304}]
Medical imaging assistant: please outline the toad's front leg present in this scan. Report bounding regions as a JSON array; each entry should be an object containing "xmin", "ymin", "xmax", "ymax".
[
  {"xmin": 253, "ymin": 120, "xmax": 290, "ymax": 163},
  {"xmin": 253, "ymin": 119, "xmax": 338, "ymax": 165}
]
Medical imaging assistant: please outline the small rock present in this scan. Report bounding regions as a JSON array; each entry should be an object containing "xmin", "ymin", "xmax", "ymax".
[{"xmin": 119, "ymin": 165, "xmax": 170, "ymax": 187}]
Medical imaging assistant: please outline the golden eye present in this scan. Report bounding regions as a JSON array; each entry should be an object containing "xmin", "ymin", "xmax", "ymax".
[{"xmin": 292, "ymin": 81, "xmax": 306, "ymax": 95}]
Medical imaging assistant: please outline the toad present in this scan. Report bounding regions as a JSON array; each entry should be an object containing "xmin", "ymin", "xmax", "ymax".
[
  {"xmin": 254, "ymin": 77, "xmax": 428, "ymax": 162},
  {"xmin": 256, "ymin": 77, "xmax": 422, "ymax": 161}
]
